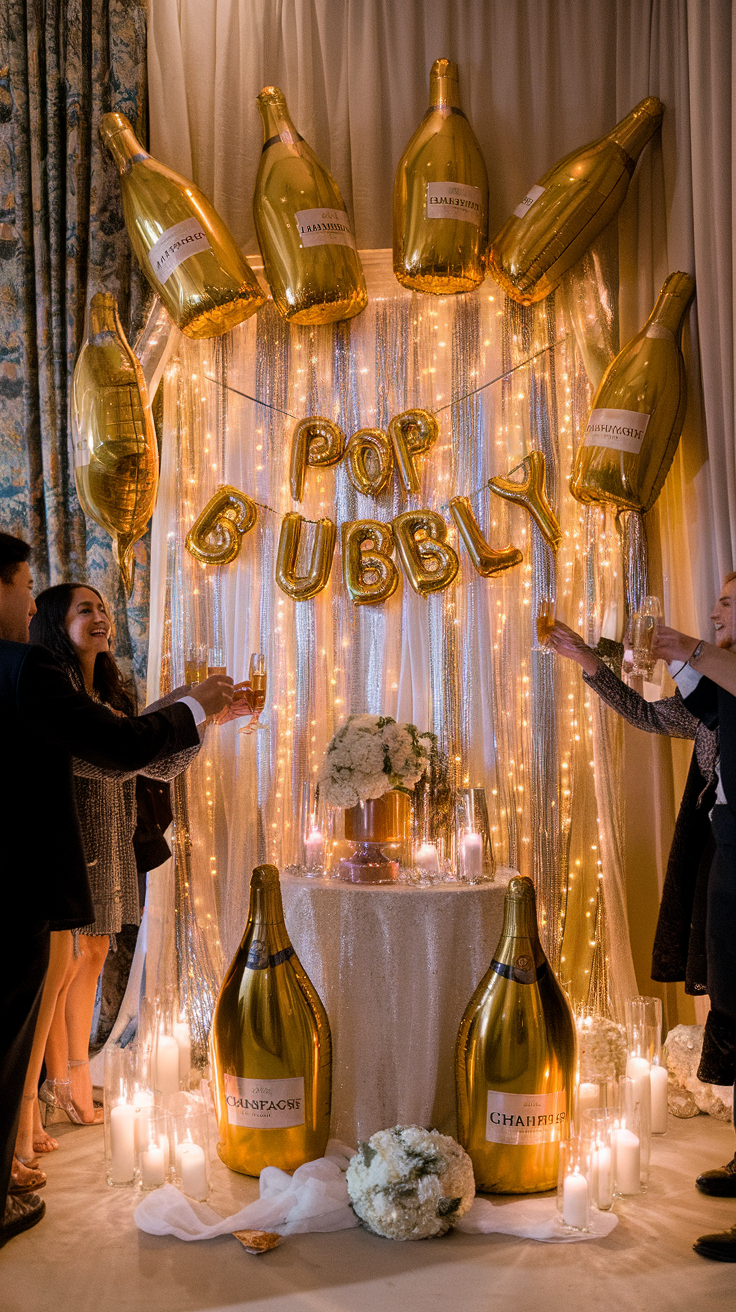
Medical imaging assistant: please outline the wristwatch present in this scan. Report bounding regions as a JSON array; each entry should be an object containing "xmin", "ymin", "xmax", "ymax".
[{"xmin": 690, "ymin": 640, "xmax": 705, "ymax": 663}]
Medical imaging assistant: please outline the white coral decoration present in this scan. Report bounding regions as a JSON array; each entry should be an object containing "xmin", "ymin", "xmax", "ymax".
[
  {"xmin": 345, "ymin": 1126, "xmax": 475, "ymax": 1241},
  {"xmin": 576, "ymin": 1013, "xmax": 628, "ymax": 1081},
  {"xmin": 318, "ymin": 716, "xmax": 431, "ymax": 808}
]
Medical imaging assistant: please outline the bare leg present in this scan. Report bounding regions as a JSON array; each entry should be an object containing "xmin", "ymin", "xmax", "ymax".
[
  {"xmin": 44, "ymin": 938, "xmax": 79, "ymax": 1081},
  {"xmin": 66, "ymin": 934, "xmax": 109, "ymax": 1123},
  {"xmin": 14, "ymin": 932, "xmax": 73, "ymax": 1161}
]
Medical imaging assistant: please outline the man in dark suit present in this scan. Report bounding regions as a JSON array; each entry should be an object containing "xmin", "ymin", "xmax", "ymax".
[{"xmin": 0, "ymin": 531, "xmax": 233, "ymax": 1246}]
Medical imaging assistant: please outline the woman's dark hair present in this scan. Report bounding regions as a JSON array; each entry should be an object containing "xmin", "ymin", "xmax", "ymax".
[{"xmin": 29, "ymin": 583, "xmax": 135, "ymax": 714}]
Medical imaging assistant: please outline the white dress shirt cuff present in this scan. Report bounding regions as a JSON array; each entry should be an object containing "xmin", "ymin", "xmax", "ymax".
[
  {"xmin": 179, "ymin": 694, "xmax": 206, "ymax": 727},
  {"xmin": 668, "ymin": 661, "xmax": 703, "ymax": 699}
]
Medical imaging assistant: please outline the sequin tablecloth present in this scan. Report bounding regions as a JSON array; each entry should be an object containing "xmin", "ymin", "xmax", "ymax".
[{"xmin": 280, "ymin": 867, "xmax": 515, "ymax": 1145}]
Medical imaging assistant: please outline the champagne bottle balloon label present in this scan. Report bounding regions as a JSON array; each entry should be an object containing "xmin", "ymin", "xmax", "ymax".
[
  {"xmin": 295, "ymin": 208, "xmax": 356, "ymax": 249},
  {"xmin": 426, "ymin": 181, "xmax": 482, "ymax": 225},
  {"xmin": 485, "ymin": 1091, "xmax": 566, "ymax": 1145},
  {"xmin": 513, "ymin": 184, "xmax": 545, "ymax": 218},
  {"xmin": 147, "ymin": 217, "xmax": 213, "ymax": 283},
  {"xmin": 583, "ymin": 408, "xmax": 650, "ymax": 456},
  {"xmin": 224, "ymin": 1074, "xmax": 305, "ymax": 1129}
]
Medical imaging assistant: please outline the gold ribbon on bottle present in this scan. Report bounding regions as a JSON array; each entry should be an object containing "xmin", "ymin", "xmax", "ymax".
[
  {"xmin": 276, "ymin": 513, "xmax": 337, "ymax": 600},
  {"xmin": 488, "ymin": 452, "xmax": 561, "ymax": 550},
  {"xmin": 449, "ymin": 496, "xmax": 523, "ymax": 576},
  {"xmin": 393, "ymin": 509, "xmax": 459, "ymax": 595},
  {"xmin": 185, "ymin": 485, "xmax": 258, "ymax": 566},
  {"xmin": 342, "ymin": 520, "xmax": 399, "ymax": 605},
  {"xmin": 389, "ymin": 409, "xmax": 439, "ymax": 495},
  {"xmin": 290, "ymin": 417, "xmax": 345, "ymax": 501},
  {"xmin": 344, "ymin": 428, "xmax": 394, "ymax": 497}
]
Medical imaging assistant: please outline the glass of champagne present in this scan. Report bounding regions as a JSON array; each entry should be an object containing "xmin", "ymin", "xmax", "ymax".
[
  {"xmin": 239, "ymin": 653, "xmax": 268, "ymax": 734},
  {"xmin": 631, "ymin": 596, "xmax": 661, "ymax": 679},
  {"xmin": 207, "ymin": 646, "xmax": 227, "ymax": 678},
  {"xmin": 534, "ymin": 598, "xmax": 555, "ymax": 651},
  {"xmin": 184, "ymin": 645, "xmax": 208, "ymax": 686}
]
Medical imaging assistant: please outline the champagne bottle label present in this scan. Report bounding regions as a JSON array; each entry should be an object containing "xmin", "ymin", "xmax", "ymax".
[
  {"xmin": 245, "ymin": 940, "xmax": 295, "ymax": 970},
  {"xmin": 224, "ymin": 1074, "xmax": 305, "ymax": 1129},
  {"xmin": 485, "ymin": 1090, "xmax": 567, "ymax": 1145},
  {"xmin": 513, "ymin": 184, "xmax": 545, "ymax": 218},
  {"xmin": 295, "ymin": 208, "xmax": 356, "ymax": 249},
  {"xmin": 582, "ymin": 408, "xmax": 650, "ymax": 455},
  {"xmin": 148, "ymin": 217, "xmax": 212, "ymax": 283},
  {"xmin": 425, "ymin": 181, "xmax": 482, "ymax": 225}
]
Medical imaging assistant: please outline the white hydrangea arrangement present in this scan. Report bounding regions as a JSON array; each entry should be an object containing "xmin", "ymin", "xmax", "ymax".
[
  {"xmin": 345, "ymin": 1125, "xmax": 475, "ymax": 1241},
  {"xmin": 576, "ymin": 1012, "xmax": 628, "ymax": 1080},
  {"xmin": 318, "ymin": 715, "xmax": 432, "ymax": 808}
]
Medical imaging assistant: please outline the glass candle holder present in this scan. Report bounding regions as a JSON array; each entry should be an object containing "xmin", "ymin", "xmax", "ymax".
[
  {"xmin": 103, "ymin": 1046, "xmax": 137, "ymax": 1187},
  {"xmin": 581, "ymin": 1109, "xmax": 617, "ymax": 1211},
  {"xmin": 573, "ymin": 1066, "xmax": 617, "ymax": 1132},
  {"xmin": 650, "ymin": 1056, "xmax": 668, "ymax": 1135},
  {"xmin": 620, "ymin": 1070, "xmax": 650, "ymax": 1190},
  {"xmin": 173, "ymin": 1108, "xmax": 210, "ymax": 1201},
  {"xmin": 612, "ymin": 1093, "xmax": 642, "ymax": 1196},
  {"xmin": 625, "ymin": 995, "xmax": 662, "ymax": 1064},
  {"xmin": 556, "ymin": 1136, "xmax": 591, "ymax": 1231},
  {"xmin": 137, "ymin": 1106, "xmax": 174, "ymax": 1190}
]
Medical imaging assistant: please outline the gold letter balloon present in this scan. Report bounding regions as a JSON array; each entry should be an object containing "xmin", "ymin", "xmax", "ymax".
[
  {"xmin": 254, "ymin": 87, "xmax": 367, "ymax": 325},
  {"xmin": 72, "ymin": 293, "xmax": 158, "ymax": 597},
  {"xmin": 389, "ymin": 409, "xmax": 440, "ymax": 495},
  {"xmin": 393, "ymin": 510, "xmax": 459, "ymax": 595},
  {"xmin": 185, "ymin": 485, "xmax": 258, "ymax": 566},
  {"xmin": 276, "ymin": 514, "xmax": 337, "ymax": 601},
  {"xmin": 99, "ymin": 114, "xmax": 265, "ymax": 339},
  {"xmin": 488, "ymin": 452, "xmax": 561, "ymax": 551},
  {"xmin": 290, "ymin": 417, "xmax": 345, "ymax": 502},
  {"xmin": 570, "ymin": 271, "xmax": 695, "ymax": 513},
  {"xmin": 344, "ymin": 429, "xmax": 394, "ymax": 497},
  {"xmin": 449, "ymin": 497, "xmax": 523, "ymax": 576},
  {"xmin": 393, "ymin": 58, "xmax": 488, "ymax": 294},
  {"xmin": 342, "ymin": 521, "xmax": 399, "ymax": 606},
  {"xmin": 489, "ymin": 97, "xmax": 663, "ymax": 305}
]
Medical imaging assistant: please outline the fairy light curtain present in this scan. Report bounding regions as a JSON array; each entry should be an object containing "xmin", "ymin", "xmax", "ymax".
[{"xmin": 144, "ymin": 250, "xmax": 640, "ymax": 1057}]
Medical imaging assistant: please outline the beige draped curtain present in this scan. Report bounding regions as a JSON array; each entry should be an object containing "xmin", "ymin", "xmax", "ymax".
[{"xmin": 147, "ymin": 0, "xmax": 735, "ymax": 1028}]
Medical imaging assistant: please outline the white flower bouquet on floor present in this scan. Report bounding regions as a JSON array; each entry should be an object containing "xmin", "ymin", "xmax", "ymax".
[
  {"xmin": 346, "ymin": 1125, "xmax": 475, "ymax": 1240},
  {"xmin": 318, "ymin": 714, "xmax": 432, "ymax": 809}
]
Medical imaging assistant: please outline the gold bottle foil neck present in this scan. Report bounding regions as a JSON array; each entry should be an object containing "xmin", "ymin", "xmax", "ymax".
[
  {"xmin": 500, "ymin": 875, "xmax": 541, "ymax": 939},
  {"xmin": 247, "ymin": 864, "xmax": 287, "ymax": 928},
  {"xmin": 429, "ymin": 57, "xmax": 462, "ymax": 110},
  {"xmin": 646, "ymin": 271, "xmax": 695, "ymax": 335},
  {"xmin": 608, "ymin": 96, "xmax": 664, "ymax": 162},
  {"xmin": 88, "ymin": 291, "xmax": 119, "ymax": 337},
  {"xmin": 257, "ymin": 87, "xmax": 301, "ymax": 146},
  {"xmin": 99, "ymin": 112, "xmax": 149, "ymax": 171}
]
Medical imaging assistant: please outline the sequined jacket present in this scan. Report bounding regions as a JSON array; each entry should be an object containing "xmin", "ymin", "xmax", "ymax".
[{"xmin": 71, "ymin": 686, "xmax": 202, "ymax": 941}]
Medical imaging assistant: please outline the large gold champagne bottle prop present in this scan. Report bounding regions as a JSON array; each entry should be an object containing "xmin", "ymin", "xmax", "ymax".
[
  {"xmin": 253, "ymin": 87, "xmax": 367, "ymax": 324},
  {"xmin": 72, "ymin": 293, "xmax": 157, "ymax": 596},
  {"xmin": 99, "ymin": 114, "xmax": 265, "ymax": 338},
  {"xmin": 456, "ymin": 876, "xmax": 575, "ymax": 1193},
  {"xmin": 393, "ymin": 58, "xmax": 489, "ymax": 294},
  {"xmin": 570, "ymin": 271, "xmax": 695, "ymax": 513},
  {"xmin": 210, "ymin": 865, "xmax": 331, "ymax": 1175},
  {"xmin": 489, "ymin": 97, "xmax": 663, "ymax": 304}
]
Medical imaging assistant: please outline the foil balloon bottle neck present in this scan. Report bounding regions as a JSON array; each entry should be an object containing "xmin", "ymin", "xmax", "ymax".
[
  {"xmin": 492, "ymin": 876, "xmax": 547, "ymax": 980},
  {"xmin": 606, "ymin": 96, "xmax": 664, "ymax": 165},
  {"xmin": 242, "ymin": 865, "xmax": 292, "ymax": 946},
  {"xmin": 257, "ymin": 87, "xmax": 303, "ymax": 150},
  {"xmin": 99, "ymin": 113, "xmax": 151, "ymax": 173},
  {"xmin": 88, "ymin": 292, "xmax": 121, "ymax": 340},
  {"xmin": 643, "ymin": 271, "xmax": 695, "ymax": 338},
  {"xmin": 428, "ymin": 58, "xmax": 463, "ymax": 114}
]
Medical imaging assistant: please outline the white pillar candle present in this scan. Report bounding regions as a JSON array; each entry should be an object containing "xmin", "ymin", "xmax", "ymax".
[
  {"xmin": 592, "ymin": 1144, "xmax": 613, "ymax": 1208},
  {"xmin": 613, "ymin": 1126, "xmax": 640, "ymax": 1194},
  {"xmin": 650, "ymin": 1062, "xmax": 668, "ymax": 1134},
  {"xmin": 562, "ymin": 1169, "xmax": 589, "ymax": 1228},
  {"xmin": 461, "ymin": 833, "xmax": 483, "ymax": 881},
  {"xmin": 415, "ymin": 842, "xmax": 440, "ymax": 875},
  {"xmin": 140, "ymin": 1144, "xmax": 165, "ymax": 1188},
  {"xmin": 172, "ymin": 1020, "xmax": 191, "ymax": 1084},
  {"xmin": 132, "ymin": 1091, "xmax": 155, "ymax": 1152},
  {"xmin": 305, "ymin": 829, "xmax": 325, "ymax": 866},
  {"xmin": 154, "ymin": 1034, "xmax": 180, "ymax": 1097},
  {"xmin": 109, "ymin": 1103, "xmax": 136, "ymax": 1184},
  {"xmin": 159, "ymin": 1132, "xmax": 171, "ymax": 1174},
  {"xmin": 178, "ymin": 1142, "xmax": 207, "ymax": 1199}
]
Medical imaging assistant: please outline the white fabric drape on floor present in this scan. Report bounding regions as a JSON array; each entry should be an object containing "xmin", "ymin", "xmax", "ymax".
[{"xmin": 147, "ymin": 0, "xmax": 736, "ymax": 1025}]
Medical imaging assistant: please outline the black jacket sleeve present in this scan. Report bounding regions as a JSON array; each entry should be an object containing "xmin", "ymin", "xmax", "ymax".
[
  {"xmin": 681, "ymin": 675, "xmax": 720, "ymax": 730},
  {"xmin": 17, "ymin": 646, "xmax": 199, "ymax": 770}
]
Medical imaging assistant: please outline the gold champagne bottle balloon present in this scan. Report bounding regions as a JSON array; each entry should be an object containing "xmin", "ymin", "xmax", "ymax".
[
  {"xmin": 99, "ymin": 113, "xmax": 265, "ymax": 339},
  {"xmin": 455, "ymin": 876, "xmax": 575, "ymax": 1194},
  {"xmin": 210, "ymin": 864, "xmax": 332, "ymax": 1176},
  {"xmin": 570, "ymin": 271, "xmax": 695, "ymax": 513},
  {"xmin": 72, "ymin": 293, "xmax": 157, "ymax": 596},
  {"xmin": 253, "ymin": 87, "xmax": 367, "ymax": 324},
  {"xmin": 393, "ymin": 58, "xmax": 488, "ymax": 294},
  {"xmin": 489, "ymin": 97, "xmax": 664, "ymax": 304}
]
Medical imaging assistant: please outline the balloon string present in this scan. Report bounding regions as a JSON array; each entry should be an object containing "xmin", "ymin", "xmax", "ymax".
[{"xmin": 203, "ymin": 332, "xmax": 572, "ymax": 423}]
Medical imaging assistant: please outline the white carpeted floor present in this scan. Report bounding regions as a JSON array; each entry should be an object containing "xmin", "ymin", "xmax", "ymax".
[{"xmin": 2, "ymin": 1111, "xmax": 734, "ymax": 1312}]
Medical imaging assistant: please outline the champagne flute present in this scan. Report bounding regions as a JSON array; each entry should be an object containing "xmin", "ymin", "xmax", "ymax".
[
  {"xmin": 184, "ymin": 645, "xmax": 208, "ymax": 686},
  {"xmin": 207, "ymin": 646, "xmax": 227, "ymax": 677},
  {"xmin": 534, "ymin": 598, "xmax": 555, "ymax": 651},
  {"xmin": 631, "ymin": 596, "xmax": 661, "ymax": 679},
  {"xmin": 239, "ymin": 653, "xmax": 268, "ymax": 734}
]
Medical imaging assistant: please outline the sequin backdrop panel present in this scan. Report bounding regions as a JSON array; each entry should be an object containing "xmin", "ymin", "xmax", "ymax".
[{"xmin": 146, "ymin": 250, "xmax": 634, "ymax": 1013}]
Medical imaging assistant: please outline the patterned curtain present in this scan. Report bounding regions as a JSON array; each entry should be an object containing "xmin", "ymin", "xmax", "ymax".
[{"xmin": 0, "ymin": 0, "xmax": 150, "ymax": 692}]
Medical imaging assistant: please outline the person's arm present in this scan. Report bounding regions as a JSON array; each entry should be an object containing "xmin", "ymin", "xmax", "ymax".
[
  {"xmin": 18, "ymin": 648, "xmax": 230, "ymax": 772},
  {"xmin": 652, "ymin": 624, "xmax": 736, "ymax": 697}
]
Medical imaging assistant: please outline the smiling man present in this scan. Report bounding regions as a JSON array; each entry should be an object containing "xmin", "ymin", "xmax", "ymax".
[{"xmin": 0, "ymin": 531, "xmax": 234, "ymax": 1247}]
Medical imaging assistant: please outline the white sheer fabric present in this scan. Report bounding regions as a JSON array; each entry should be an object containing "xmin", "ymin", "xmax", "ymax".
[{"xmin": 146, "ymin": 0, "xmax": 735, "ymax": 1028}]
